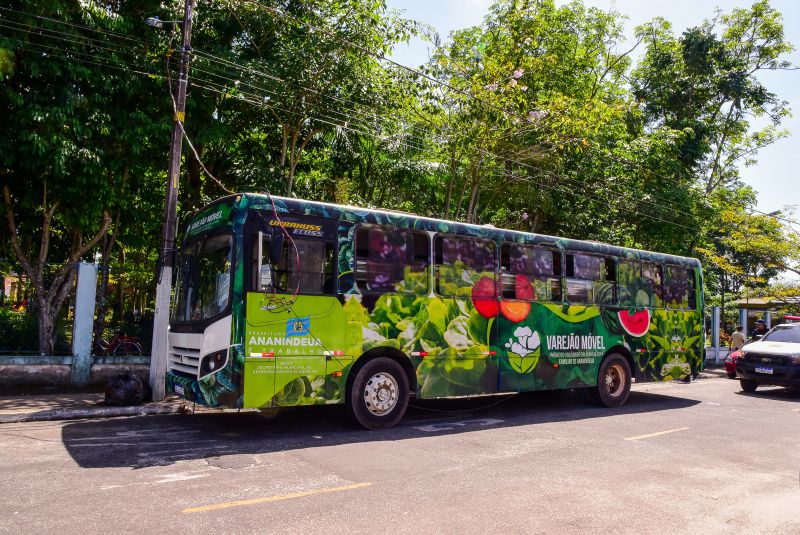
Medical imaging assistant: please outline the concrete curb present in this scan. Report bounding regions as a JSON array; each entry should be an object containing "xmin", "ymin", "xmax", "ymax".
[{"xmin": 0, "ymin": 403, "xmax": 185, "ymax": 424}]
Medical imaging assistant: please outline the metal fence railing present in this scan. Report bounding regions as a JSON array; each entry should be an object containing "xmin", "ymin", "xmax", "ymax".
[
  {"xmin": 91, "ymin": 265, "xmax": 155, "ymax": 357},
  {"xmin": 1, "ymin": 263, "xmax": 156, "ymax": 358},
  {"xmin": 1, "ymin": 265, "xmax": 75, "ymax": 356}
]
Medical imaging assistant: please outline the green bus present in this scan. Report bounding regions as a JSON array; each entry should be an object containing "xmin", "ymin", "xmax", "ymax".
[{"xmin": 166, "ymin": 193, "xmax": 704, "ymax": 429}]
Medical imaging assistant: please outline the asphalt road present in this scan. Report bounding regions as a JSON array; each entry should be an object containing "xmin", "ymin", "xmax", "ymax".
[{"xmin": 1, "ymin": 375, "xmax": 798, "ymax": 534}]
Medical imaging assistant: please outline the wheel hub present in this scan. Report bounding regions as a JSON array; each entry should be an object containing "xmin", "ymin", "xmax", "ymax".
[
  {"xmin": 363, "ymin": 372, "xmax": 399, "ymax": 416},
  {"xmin": 605, "ymin": 363, "xmax": 625, "ymax": 397}
]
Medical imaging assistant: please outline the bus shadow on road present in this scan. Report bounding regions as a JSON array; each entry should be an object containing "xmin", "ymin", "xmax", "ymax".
[{"xmin": 61, "ymin": 388, "xmax": 700, "ymax": 469}]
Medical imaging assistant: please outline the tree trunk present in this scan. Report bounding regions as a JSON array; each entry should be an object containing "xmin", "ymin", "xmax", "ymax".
[
  {"xmin": 443, "ymin": 144, "xmax": 458, "ymax": 219},
  {"xmin": 116, "ymin": 247, "xmax": 126, "ymax": 319},
  {"xmin": 465, "ymin": 157, "xmax": 483, "ymax": 223},
  {"xmin": 93, "ymin": 207, "xmax": 121, "ymax": 353},
  {"xmin": 37, "ymin": 307, "xmax": 56, "ymax": 355}
]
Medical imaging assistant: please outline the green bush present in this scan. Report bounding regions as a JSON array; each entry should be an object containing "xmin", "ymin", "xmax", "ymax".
[{"xmin": 0, "ymin": 306, "xmax": 71, "ymax": 355}]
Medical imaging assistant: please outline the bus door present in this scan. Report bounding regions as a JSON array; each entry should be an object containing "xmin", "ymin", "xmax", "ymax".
[
  {"xmin": 243, "ymin": 214, "xmax": 345, "ymax": 408},
  {"xmin": 429, "ymin": 235, "xmax": 499, "ymax": 396},
  {"xmin": 497, "ymin": 244, "xmax": 563, "ymax": 392}
]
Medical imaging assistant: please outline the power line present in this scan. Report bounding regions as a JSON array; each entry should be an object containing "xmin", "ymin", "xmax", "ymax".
[
  {"xmin": 237, "ymin": 0, "xmax": 799, "ymax": 228},
  {"xmin": 2, "ymin": 22, "xmax": 700, "ymax": 231},
  {"xmin": 4, "ymin": 8, "xmax": 793, "ymax": 232}
]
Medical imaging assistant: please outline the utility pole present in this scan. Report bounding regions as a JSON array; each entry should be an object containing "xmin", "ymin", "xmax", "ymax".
[{"xmin": 150, "ymin": 0, "xmax": 195, "ymax": 401}]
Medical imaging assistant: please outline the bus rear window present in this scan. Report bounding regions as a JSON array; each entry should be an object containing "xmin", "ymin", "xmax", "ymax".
[{"xmin": 664, "ymin": 265, "xmax": 695, "ymax": 309}]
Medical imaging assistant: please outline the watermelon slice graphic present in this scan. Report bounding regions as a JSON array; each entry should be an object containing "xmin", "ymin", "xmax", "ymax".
[{"xmin": 618, "ymin": 309, "xmax": 650, "ymax": 337}]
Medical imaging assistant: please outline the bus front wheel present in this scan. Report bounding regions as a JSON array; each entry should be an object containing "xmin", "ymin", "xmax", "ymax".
[
  {"xmin": 588, "ymin": 354, "xmax": 632, "ymax": 408},
  {"xmin": 347, "ymin": 357, "xmax": 409, "ymax": 430}
]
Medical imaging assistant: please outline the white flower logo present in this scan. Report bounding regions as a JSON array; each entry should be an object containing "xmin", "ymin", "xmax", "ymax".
[{"xmin": 505, "ymin": 326, "xmax": 542, "ymax": 374}]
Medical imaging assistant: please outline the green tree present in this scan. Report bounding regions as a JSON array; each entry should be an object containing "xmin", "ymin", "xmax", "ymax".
[
  {"xmin": 631, "ymin": 1, "xmax": 793, "ymax": 195},
  {"xmin": 0, "ymin": 0, "xmax": 169, "ymax": 353}
]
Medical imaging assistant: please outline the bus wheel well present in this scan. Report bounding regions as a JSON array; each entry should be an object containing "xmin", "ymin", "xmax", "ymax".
[
  {"xmin": 347, "ymin": 347, "xmax": 417, "ymax": 396},
  {"xmin": 604, "ymin": 346, "xmax": 634, "ymax": 377}
]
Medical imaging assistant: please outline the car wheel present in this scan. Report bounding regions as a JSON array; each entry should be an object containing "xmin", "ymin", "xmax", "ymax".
[
  {"xmin": 347, "ymin": 357, "xmax": 409, "ymax": 430},
  {"xmin": 587, "ymin": 354, "xmax": 631, "ymax": 408},
  {"xmin": 739, "ymin": 379, "xmax": 758, "ymax": 392}
]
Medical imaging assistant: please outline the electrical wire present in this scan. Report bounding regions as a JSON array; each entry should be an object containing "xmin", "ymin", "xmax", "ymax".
[
  {"xmin": 0, "ymin": 29, "xmax": 701, "ymax": 233},
  {"xmin": 2, "ymin": 11, "xmax": 791, "ymax": 233},
  {"xmin": 4, "ymin": 3, "xmax": 794, "ymax": 230},
  {"xmin": 237, "ymin": 0, "xmax": 797, "ymax": 228},
  {"xmin": 0, "ymin": 5, "xmax": 148, "ymax": 44},
  {"xmin": 187, "ymin": 74, "xmax": 699, "ymax": 230}
]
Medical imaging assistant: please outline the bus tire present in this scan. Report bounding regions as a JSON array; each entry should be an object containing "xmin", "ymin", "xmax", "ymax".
[
  {"xmin": 346, "ymin": 357, "xmax": 409, "ymax": 430},
  {"xmin": 588, "ymin": 354, "xmax": 632, "ymax": 408}
]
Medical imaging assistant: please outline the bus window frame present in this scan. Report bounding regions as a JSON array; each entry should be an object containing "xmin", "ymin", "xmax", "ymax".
[
  {"xmin": 245, "ymin": 213, "xmax": 339, "ymax": 297},
  {"xmin": 499, "ymin": 242, "xmax": 563, "ymax": 303},
  {"xmin": 664, "ymin": 263, "xmax": 696, "ymax": 311},
  {"xmin": 353, "ymin": 224, "xmax": 431, "ymax": 296},
  {"xmin": 433, "ymin": 234, "xmax": 498, "ymax": 298},
  {"xmin": 564, "ymin": 251, "xmax": 615, "ymax": 305},
  {"xmin": 640, "ymin": 261, "xmax": 664, "ymax": 309},
  {"xmin": 171, "ymin": 227, "xmax": 235, "ymax": 330}
]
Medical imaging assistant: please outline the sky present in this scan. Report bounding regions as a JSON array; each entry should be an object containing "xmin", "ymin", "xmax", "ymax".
[{"xmin": 385, "ymin": 0, "xmax": 800, "ymax": 219}]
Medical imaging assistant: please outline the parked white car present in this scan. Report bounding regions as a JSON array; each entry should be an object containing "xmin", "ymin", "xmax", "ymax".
[{"xmin": 736, "ymin": 323, "xmax": 800, "ymax": 392}]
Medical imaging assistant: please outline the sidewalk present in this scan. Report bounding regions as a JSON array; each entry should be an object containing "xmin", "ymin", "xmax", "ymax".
[{"xmin": 0, "ymin": 390, "xmax": 188, "ymax": 424}]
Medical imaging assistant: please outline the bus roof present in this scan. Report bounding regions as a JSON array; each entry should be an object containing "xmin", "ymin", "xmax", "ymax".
[{"xmin": 193, "ymin": 193, "xmax": 701, "ymax": 268}]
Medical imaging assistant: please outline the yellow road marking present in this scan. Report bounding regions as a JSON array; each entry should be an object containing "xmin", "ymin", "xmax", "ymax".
[
  {"xmin": 625, "ymin": 427, "xmax": 689, "ymax": 441},
  {"xmin": 182, "ymin": 482, "xmax": 373, "ymax": 513}
]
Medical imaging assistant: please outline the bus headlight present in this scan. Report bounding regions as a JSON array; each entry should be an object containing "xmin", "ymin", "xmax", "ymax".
[{"xmin": 199, "ymin": 349, "xmax": 228, "ymax": 379}]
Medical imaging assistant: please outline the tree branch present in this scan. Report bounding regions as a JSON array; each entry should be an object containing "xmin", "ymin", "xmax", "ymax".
[{"xmin": 2, "ymin": 183, "xmax": 35, "ymax": 280}]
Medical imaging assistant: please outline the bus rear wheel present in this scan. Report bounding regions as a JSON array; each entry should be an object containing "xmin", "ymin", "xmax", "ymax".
[
  {"xmin": 588, "ymin": 354, "xmax": 632, "ymax": 408},
  {"xmin": 347, "ymin": 357, "xmax": 409, "ymax": 430}
]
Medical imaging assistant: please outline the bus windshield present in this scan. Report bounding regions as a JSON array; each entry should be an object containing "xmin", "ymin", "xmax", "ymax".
[{"xmin": 172, "ymin": 233, "xmax": 233, "ymax": 322}]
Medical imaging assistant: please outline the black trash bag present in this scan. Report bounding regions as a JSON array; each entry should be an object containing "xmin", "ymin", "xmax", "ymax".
[{"xmin": 104, "ymin": 371, "xmax": 149, "ymax": 406}]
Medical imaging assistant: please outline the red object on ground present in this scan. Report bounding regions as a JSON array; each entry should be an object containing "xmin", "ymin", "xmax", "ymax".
[{"xmin": 724, "ymin": 350, "xmax": 741, "ymax": 378}]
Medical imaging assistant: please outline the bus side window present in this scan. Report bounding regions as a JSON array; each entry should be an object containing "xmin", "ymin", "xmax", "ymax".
[
  {"xmin": 355, "ymin": 227, "xmax": 430, "ymax": 295},
  {"xmin": 435, "ymin": 235, "xmax": 496, "ymax": 297},
  {"xmin": 594, "ymin": 257, "xmax": 617, "ymax": 305},
  {"xmin": 665, "ymin": 265, "xmax": 694, "ymax": 309},
  {"xmin": 641, "ymin": 262, "xmax": 664, "ymax": 308},
  {"xmin": 500, "ymin": 243, "xmax": 561, "ymax": 301},
  {"xmin": 273, "ymin": 238, "xmax": 336, "ymax": 295},
  {"xmin": 251, "ymin": 231, "xmax": 272, "ymax": 292},
  {"xmin": 618, "ymin": 259, "xmax": 640, "ymax": 307},
  {"xmin": 565, "ymin": 253, "xmax": 603, "ymax": 304}
]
